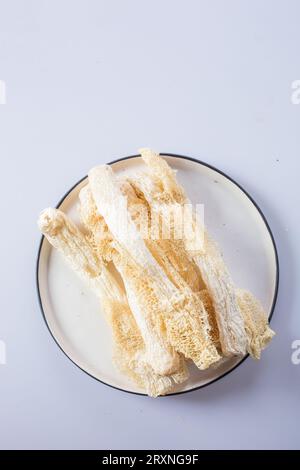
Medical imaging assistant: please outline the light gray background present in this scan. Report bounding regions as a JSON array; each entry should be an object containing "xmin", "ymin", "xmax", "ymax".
[{"xmin": 0, "ymin": 0, "xmax": 299, "ymax": 450}]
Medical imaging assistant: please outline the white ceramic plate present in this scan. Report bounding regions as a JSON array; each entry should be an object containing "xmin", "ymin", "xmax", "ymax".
[{"xmin": 36, "ymin": 154, "xmax": 279, "ymax": 396}]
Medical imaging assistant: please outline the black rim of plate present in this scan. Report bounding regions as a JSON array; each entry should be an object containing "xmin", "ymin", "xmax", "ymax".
[{"xmin": 36, "ymin": 153, "xmax": 279, "ymax": 397}]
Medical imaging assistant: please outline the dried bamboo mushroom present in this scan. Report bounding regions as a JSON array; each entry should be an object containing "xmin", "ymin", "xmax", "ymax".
[{"xmin": 37, "ymin": 148, "xmax": 275, "ymax": 397}]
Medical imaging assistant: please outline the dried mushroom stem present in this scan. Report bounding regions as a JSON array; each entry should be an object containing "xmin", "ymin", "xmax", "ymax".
[
  {"xmin": 139, "ymin": 148, "xmax": 274, "ymax": 358},
  {"xmin": 38, "ymin": 208, "xmax": 187, "ymax": 397},
  {"xmin": 88, "ymin": 165, "xmax": 220, "ymax": 369},
  {"xmin": 79, "ymin": 184, "xmax": 184, "ymax": 376}
]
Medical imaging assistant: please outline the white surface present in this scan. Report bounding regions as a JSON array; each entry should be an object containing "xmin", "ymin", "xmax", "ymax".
[
  {"xmin": 38, "ymin": 156, "xmax": 277, "ymax": 394},
  {"xmin": 0, "ymin": 0, "xmax": 299, "ymax": 450}
]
